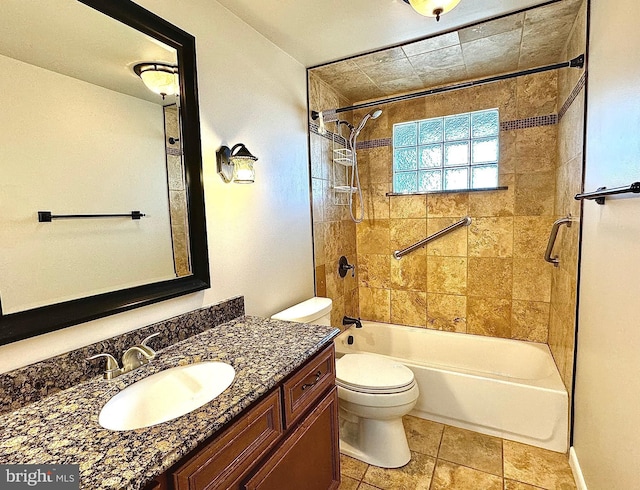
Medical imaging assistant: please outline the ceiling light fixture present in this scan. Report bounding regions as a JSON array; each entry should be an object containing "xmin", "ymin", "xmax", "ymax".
[
  {"xmin": 133, "ymin": 62, "xmax": 179, "ymax": 99},
  {"xmin": 403, "ymin": 0, "xmax": 462, "ymax": 21}
]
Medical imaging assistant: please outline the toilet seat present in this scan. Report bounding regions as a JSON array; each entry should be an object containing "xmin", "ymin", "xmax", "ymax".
[{"xmin": 336, "ymin": 353, "xmax": 415, "ymax": 394}]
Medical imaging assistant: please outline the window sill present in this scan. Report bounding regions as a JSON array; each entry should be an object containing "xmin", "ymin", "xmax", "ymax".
[{"xmin": 386, "ymin": 186, "xmax": 508, "ymax": 197}]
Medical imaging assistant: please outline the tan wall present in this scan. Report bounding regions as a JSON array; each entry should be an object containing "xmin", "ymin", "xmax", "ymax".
[
  {"xmin": 309, "ymin": 72, "xmax": 359, "ymax": 328},
  {"xmin": 349, "ymin": 72, "xmax": 559, "ymax": 342},
  {"xmin": 549, "ymin": 0, "xmax": 586, "ymax": 391}
]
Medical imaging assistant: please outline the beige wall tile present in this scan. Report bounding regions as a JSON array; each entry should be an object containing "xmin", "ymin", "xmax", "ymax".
[
  {"xmin": 358, "ymin": 147, "xmax": 392, "ymax": 185},
  {"xmin": 358, "ymin": 254, "xmax": 391, "ymax": 289},
  {"xmin": 427, "ymin": 257, "xmax": 467, "ymax": 295},
  {"xmin": 356, "ymin": 219, "xmax": 390, "ymax": 254},
  {"xmin": 391, "ymin": 290, "xmax": 427, "ymax": 327},
  {"xmin": 359, "ymin": 287, "xmax": 391, "ymax": 322},
  {"xmin": 511, "ymin": 300, "xmax": 550, "ymax": 342},
  {"xmin": 516, "ymin": 71, "xmax": 558, "ymax": 118},
  {"xmin": 391, "ymin": 254, "xmax": 428, "ymax": 291},
  {"xmin": 467, "ymin": 297, "xmax": 512, "ymax": 338},
  {"xmin": 390, "ymin": 218, "xmax": 427, "ymax": 256},
  {"xmin": 426, "ymin": 218, "xmax": 468, "ymax": 257},
  {"xmin": 315, "ymin": 265, "xmax": 327, "ymax": 297},
  {"xmin": 427, "ymin": 193, "xmax": 469, "ymax": 218},
  {"xmin": 390, "ymin": 194, "xmax": 427, "ymax": 218},
  {"xmin": 468, "ymin": 178, "xmax": 515, "ymax": 217},
  {"xmin": 427, "ymin": 294, "xmax": 467, "ymax": 332},
  {"xmin": 513, "ymin": 216, "xmax": 556, "ymax": 259},
  {"xmin": 468, "ymin": 217, "xmax": 514, "ymax": 257},
  {"xmin": 499, "ymin": 130, "xmax": 517, "ymax": 175},
  {"xmin": 362, "ymin": 183, "xmax": 390, "ymax": 220},
  {"xmin": 515, "ymin": 125, "xmax": 558, "ymax": 174},
  {"xmin": 386, "ymin": 98, "xmax": 428, "ymax": 124},
  {"xmin": 513, "ymin": 258, "xmax": 552, "ymax": 302},
  {"xmin": 514, "ymin": 171, "xmax": 555, "ymax": 216},
  {"xmin": 468, "ymin": 258, "xmax": 513, "ymax": 299},
  {"xmin": 311, "ymin": 177, "xmax": 324, "ymax": 223}
]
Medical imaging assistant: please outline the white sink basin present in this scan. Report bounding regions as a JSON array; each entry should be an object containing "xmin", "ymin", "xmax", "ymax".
[{"xmin": 99, "ymin": 362, "xmax": 235, "ymax": 431}]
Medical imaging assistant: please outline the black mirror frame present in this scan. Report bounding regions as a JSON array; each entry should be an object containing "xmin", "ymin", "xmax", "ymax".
[{"xmin": 0, "ymin": 0, "xmax": 210, "ymax": 346}]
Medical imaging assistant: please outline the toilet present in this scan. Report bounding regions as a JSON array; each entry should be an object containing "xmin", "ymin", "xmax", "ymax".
[{"xmin": 271, "ymin": 298, "xmax": 419, "ymax": 469}]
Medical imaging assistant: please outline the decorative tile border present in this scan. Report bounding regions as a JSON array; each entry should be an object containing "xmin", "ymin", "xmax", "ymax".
[
  {"xmin": 309, "ymin": 121, "xmax": 348, "ymax": 147},
  {"xmin": 500, "ymin": 114, "xmax": 558, "ymax": 131},
  {"xmin": 0, "ymin": 296, "xmax": 245, "ymax": 414},
  {"xmin": 356, "ymin": 138, "xmax": 392, "ymax": 150},
  {"xmin": 559, "ymin": 72, "xmax": 587, "ymax": 120}
]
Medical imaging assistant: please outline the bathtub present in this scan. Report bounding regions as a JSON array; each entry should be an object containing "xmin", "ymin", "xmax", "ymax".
[{"xmin": 334, "ymin": 321, "xmax": 568, "ymax": 452}]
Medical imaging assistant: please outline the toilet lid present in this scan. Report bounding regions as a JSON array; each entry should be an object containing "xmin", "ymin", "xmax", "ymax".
[{"xmin": 336, "ymin": 353, "xmax": 415, "ymax": 394}]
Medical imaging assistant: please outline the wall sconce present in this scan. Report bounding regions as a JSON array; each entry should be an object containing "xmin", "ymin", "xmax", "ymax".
[
  {"xmin": 216, "ymin": 144, "xmax": 258, "ymax": 184},
  {"xmin": 403, "ymin": 0, "xmax": 461, "ymax": 21},
  {"xmin": 133, "ymin": 62, "xmax": 179, "ymax": 99}
]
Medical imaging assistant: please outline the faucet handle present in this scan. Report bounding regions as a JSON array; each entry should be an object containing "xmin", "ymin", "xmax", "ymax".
[
  {"xmin": 141, "ymin": 332, "xmax": 160, "ymax": 349},
  {"xmin": 87, "ymin": 353, "xmax": 122, "ymax": 379}
]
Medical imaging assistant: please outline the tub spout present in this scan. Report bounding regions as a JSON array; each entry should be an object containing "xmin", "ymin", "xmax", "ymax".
[{"xmin": 343, "ymin": 316, "xmax": 362, "ymax": 329}]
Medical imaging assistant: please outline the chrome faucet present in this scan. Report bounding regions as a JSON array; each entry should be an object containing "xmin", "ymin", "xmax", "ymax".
[{"xmin": 87, "ymin": 332, "xmax": 160, "ymax": 380}]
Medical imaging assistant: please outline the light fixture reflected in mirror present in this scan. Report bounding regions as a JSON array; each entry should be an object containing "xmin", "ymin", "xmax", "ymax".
[
  {"xmin": 403, "ymin": 0, "xmax": 461, "ymax": 20},
  {"xmin": 216, "ymin": 144, "xmax": 258, "ymax": 184},
  {"xmin": 133, "ymin": 62, "xmax": 179, "ymax": 99}
]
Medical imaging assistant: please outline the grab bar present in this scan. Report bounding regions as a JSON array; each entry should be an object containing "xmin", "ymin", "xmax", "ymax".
[
  {"xmin": 393, "ymin": 216, "xmax": 471, "ymax": 259},
  {"xmin": 38, "ymin": 211, "xmax": 145, "ymax": 222},
  {"xmin": 574, "ymin": 181, "xmax": 640, "ymax": 205},
  {"xmin": 544, "ymin": 215, "xmax": 574, "ymax": 267}
]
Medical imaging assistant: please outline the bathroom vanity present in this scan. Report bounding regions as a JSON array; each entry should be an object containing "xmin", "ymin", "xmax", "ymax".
[
  {"xmin": 146, "ymin": 344, "xmax": 339, "ymax": 489},
  {"xmin": 0, "ymin": 316, "xmax": 341, "ymax": 489}
]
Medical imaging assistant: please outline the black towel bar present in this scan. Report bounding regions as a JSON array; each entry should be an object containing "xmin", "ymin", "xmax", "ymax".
[
  {"xmin": 38, "ymin": 211, "xmax": 145, "ymax": 222},
  {"xmin": 574, "ymin": 182, "xmax": 640, "ymax": 205}
]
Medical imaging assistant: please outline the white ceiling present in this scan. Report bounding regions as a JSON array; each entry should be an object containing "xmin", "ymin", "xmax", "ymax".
[{"xmin": 216, "ymin": 0, "xmax": 561, "ymax": 67}]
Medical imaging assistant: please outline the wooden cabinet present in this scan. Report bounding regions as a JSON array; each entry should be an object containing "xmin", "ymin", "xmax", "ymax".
[
  {"xmin": 244, "ymin": 388, "xmax": 339, "ymax": 490},
  {"xmin": 146, "ymin": 344, "xmax": 339, "ymax": 490}
]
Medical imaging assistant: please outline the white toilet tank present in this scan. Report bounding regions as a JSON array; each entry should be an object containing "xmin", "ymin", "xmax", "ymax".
[{"xmin": 270, "ymin": 297, "xmax": 332, "ymax": 326}]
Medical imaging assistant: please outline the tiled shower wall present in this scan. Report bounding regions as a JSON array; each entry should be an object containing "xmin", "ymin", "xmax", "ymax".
[
  {"xmin": 350, "ymin": 72, "xmax": 560, "ymax": 342},
  {"xmin": 549, "ymin": 0, "xmax": 587, "ymax": 390},
  {"xmin": 309, "ymin": 21, "xmax": 585, "ymax": 345},
  {"xmin": 308, "ymin": 73, "xmax": 359, "ymax": 328}
]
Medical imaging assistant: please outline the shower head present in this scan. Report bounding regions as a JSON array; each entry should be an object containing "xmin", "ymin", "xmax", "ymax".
[
  {"xmin": 369, "ymin": 109, "xmax": 383, "ymax": 119},
  {"xmin": 353, "ymin": 108, "xmax": 383, "ymax": 136}
]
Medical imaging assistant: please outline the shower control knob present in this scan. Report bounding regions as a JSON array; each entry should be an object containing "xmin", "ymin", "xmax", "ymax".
[{"xmin": 338, "ymin": 256, "xmax": 355, "ymax": 278}]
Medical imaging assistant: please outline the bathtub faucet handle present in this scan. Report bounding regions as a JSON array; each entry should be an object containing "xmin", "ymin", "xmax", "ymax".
[
  {"xmin": 338, "ymin": 256, "xmax": 356, "ymax": 278},
  {"xmin": 343, "ymin": 316, "xmax": 362, "ymax": 329}
]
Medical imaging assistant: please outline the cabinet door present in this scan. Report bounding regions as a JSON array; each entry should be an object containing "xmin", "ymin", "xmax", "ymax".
[
  {"xmin": 172, "ymin": 390, "xmax": 283, "ymax": 490},
  {"xmin": 244, "ymin": 388, "xmax": 340, "ymax": 490}
]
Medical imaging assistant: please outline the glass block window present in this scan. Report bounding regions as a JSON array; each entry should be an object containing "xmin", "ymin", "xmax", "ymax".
[{"xmin": 392, "ymin": 109, "xmax": 499, "ymax": 194}]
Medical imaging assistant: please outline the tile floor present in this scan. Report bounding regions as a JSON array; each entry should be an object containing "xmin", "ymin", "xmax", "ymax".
[{"xmin": 339, "ymin": 416, "xmax": 577, "ymax": 490}]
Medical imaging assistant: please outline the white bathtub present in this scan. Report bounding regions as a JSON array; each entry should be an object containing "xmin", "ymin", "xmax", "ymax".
[{"xmin": 334, "ymin": 321, "xmax": 568, "ymax": 452}]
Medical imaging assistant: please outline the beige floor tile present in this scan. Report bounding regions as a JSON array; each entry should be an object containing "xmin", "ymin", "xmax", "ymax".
[
  {"xmin": 438, "ymin": 426, "xmax": 503, "ymax": 476},
  {"xmin": 358, "ymin": 483, "xmax": 382, "ymax": 490},
  {"xmin": 362, "ymin": 451, "xmax": 435, "ymax": 490},
  {"xmin": 431, "ymin": 460, "xmax": 503, "ymax": 490},
  {"xmin": 338, "ymin": 475, "xmax": 360, "ymax": 490},
  {"xmin": 403, "ymin": 415, "xmax": 444, "ymax": 457},
  {"xmin": 503, "ymin": 441, "xmax": 576, "ymax": 490},
  {"xmin": 341, "ymin": 454, "xmax": 369, "ymax": 481},
  {"xmin": 504, "ymin": 479, "xmax": 546, "ymax": 489}
]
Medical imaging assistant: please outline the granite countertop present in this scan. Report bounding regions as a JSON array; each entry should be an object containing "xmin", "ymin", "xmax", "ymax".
[{"xmin": 0, "ymin": 316, "xmax": 340, "ymax": 489}]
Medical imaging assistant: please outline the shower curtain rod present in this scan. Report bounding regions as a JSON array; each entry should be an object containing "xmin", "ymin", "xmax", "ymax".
[{"xmin": 311, "ymin": 54, "xmax": 584, "ymax": 120}]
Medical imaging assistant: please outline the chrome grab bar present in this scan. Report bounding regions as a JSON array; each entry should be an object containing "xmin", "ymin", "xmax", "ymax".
[
  {"xmin": 393, "ymin": 216, "xmax": 471, "ymax": 260},
  {"xmin": 544, "ymin": 215, "xmax": 575, "ymax": 267},
  {"xmin": 574, "ymin": 181, "xmax": 640, "ymax": 205}
]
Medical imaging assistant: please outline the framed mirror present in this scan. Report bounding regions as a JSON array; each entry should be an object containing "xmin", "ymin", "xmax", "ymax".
[{"xmin": 0, "ymin": 0, "xmax": 209, "ymax": 345}]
